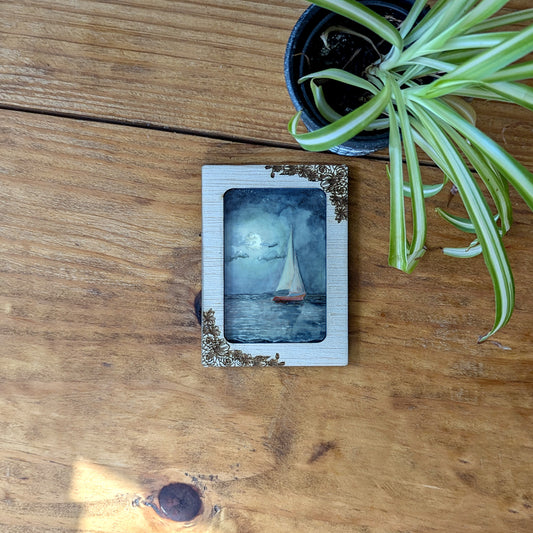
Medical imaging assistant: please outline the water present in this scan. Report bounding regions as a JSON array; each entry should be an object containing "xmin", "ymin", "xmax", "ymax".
[{"xmin": 224, "ymin": 294, "xmax": 326, "ymax": 343}]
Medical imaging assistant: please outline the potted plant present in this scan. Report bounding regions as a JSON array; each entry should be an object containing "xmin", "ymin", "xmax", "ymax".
[
  {"xmin": 285, "ymin": 0, "xmax": 423, "ymax": 155},
  {"xmin": 286, "ymin": 0, "xmax": 533, "ymax": 341}
]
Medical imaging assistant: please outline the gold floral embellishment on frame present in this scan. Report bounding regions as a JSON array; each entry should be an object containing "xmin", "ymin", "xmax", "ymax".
[
  {"xmin": 202, "ymin": 309, "xmax": 285, "ymax": 367},
  {"xmin": 266, "ymin": 164, "xmax": 348, "ymax": 222}
]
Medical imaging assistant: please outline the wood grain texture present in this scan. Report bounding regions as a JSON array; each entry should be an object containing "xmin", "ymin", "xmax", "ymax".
[
  {"xmin": 0, "ymin": 110, "xmax": 532, "ymax": 532},
  {"xmin": 0, "ymin": 0, "xmax": 532, "ymax": 166}
]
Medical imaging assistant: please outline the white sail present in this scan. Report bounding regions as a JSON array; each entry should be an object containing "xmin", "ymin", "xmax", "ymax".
[
  {"xmin": 276, "ymin": 231, "xmax": 294, "ymax": 291},
  {"xmin": 276, "ymin": 229, "xmax": 305, "ymax": 295},
  {"xmin": 289, "ymin": 253, "xmax": 305, "ymax": 295}
]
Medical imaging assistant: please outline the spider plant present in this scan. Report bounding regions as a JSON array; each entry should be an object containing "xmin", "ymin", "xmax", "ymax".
[{"xmin": 288, "ymin": 0, "xmax": 533, "ymax": 341}]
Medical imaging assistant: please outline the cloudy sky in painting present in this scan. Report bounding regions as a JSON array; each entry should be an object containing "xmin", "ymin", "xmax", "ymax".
[{"xmin": 224, "ymin": 188, "xmax": 326, "ymax": 295}]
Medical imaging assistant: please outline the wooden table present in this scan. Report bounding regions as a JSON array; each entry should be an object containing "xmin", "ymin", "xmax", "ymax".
[{"xmin": 0, "ymin": 1, "xmax": 532, "ymax": 531}]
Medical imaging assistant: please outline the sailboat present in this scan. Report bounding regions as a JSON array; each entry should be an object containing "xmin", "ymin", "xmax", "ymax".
[{"xmin": 273, "ymin": 229, "xmax": 306, "ymax": 302}]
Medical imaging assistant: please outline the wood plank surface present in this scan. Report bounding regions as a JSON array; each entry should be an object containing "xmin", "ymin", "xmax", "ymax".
[
  {"xmin": 1, "ymin": 0, "xmax": 532, "ymax": 167},
  {"xmin": 0, "ymin": 110, "xmax": 532, "ymax": 532}
]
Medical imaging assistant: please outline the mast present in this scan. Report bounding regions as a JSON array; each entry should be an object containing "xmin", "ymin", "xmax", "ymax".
[
  {"xmin": 289, "ymin": 249, "xmax": 305, "ymax": 295},
  {"xmin": 276, "ymin": 228, "xmax": 305, "ymax": 295},
  {"xmin": 276, "ymin": 230, "xmax": 294, "ymax": 292}
]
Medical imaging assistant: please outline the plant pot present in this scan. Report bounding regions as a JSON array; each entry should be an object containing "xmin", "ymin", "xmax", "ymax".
[{"xmin": 284, "ymin": 0, "xmax": 418, "ymax": 156}]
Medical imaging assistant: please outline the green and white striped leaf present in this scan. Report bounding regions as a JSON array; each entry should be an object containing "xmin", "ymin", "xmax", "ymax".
[
  {"xmin": 419, "ymin": 78, "xmax": 533, "ymax": 105},
  {"xmin": 484, "ymin": 61, "xmax": 533, "ymax": 83},
  {"xmin": 480, "ymin": 81, "xmax": 533, "ymax": 111},
  {"xmin": 440, "ymin": 121, "xmax": 513, "ymax": 233},
  {"xmin": 403, "ymin": 181, "xmax": 446, "ymax": 199},
  {"xmin": 299, "ymin": 68, "xmax": 379, "ymax": 95},
  {"xmin": 401, "ymin": 0, "xmax": 509, "ymax": 62},
  {"xmin": 309, "ymin": 81, "xmax": 342, "ymax": 122},
  {"xmin": 288, "ymin": 83, "xmax": 391, "ymax": 151},
  {"xmin": 386, "ymin": 95, "xmax": 408, "ymax": 271},
  {"xmin": 309, "ymin": 0, "xmax": 402, "ymax": 49},
  {"xmin": 398, "ymin": 0, "xmax": 429, "ymax": 38},
  {"xmin": 443, "ymin": 242, "xmax": 483, "ymax": 258},
  {"xmin": 441, "ymin": 31, "xmax": 517, "ymax": 52},
  {"xmin": 467, "ymin": 8, "xmax": 533, "ymax": 33},
  {"xmin": 404, "ymin": 0, "xmax": 477, "ymax": 48},
  {"xmin": 409, "ymin": 98, "xmax": 515, "ymax": 341},
  {"xmin": 437, "ymin": 208, "xmax": 501, "ymax": 234},
  {"xmin": 441, "ymin": 95, "xmax": 477, "ymax": 125},
  {"xmin": 414, "ymin": 97, "xmax": 533, "ymax": 211},
  {"xmin": 436, "ymin": 209, "xmax": 478, "ymax": 234},
  {"xmin": 427, "ymin": 24, "xmax": 533, "ymax": 87},
  {"xmin": 389, "ymin": 78, "xmax": 426, "ymax": 266}
]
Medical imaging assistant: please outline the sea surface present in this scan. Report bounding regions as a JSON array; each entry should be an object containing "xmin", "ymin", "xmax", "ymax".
[{"xmin": 224, "ymin": 293, "xmax": 326, "ymax": 343}]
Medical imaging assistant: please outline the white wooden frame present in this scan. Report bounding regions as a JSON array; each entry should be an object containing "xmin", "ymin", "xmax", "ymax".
[{"xmin": 202, "ymin": 164, "xmax": 348, "ymax": 367}]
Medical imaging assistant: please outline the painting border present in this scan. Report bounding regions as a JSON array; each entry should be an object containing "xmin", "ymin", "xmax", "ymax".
[{"xmin": 202, "ymin": 164, "xmax": 348, "ymax": 367}]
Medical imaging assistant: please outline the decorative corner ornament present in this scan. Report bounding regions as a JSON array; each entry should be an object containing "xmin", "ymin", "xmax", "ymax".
[
  {"xmin": 266, "ymin": 164, "xmax": 348, "ymax": 223},
  {"xmin": 202, "ymin": 309, "xmax": 285, "ymax": 367}
]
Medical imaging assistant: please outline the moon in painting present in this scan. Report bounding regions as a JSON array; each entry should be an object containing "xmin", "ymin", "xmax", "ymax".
[{"xmin": 224, "ymin": 188, "xmax": 326, "ymax": 296}]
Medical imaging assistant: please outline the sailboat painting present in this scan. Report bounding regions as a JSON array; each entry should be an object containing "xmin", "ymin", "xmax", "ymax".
[{"xmin": 224, "ymin": 187, "xmax": 326, "ymax": 344}]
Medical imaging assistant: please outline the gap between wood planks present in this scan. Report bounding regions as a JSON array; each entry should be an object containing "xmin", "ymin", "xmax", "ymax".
[{"xmin": 0, "ymin": 102, "xmax": 442, "ymax": 169}]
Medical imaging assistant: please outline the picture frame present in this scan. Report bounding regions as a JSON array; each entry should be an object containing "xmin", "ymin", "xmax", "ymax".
[{"xmin": 202, "ymin": 164, "xmax": 348, "ymax": 367}]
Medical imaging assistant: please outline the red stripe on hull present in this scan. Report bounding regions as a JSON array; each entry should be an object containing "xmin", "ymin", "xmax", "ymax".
[{"xmin": 272, "ymin": 293, "xmax": 306, "ymax": 302}]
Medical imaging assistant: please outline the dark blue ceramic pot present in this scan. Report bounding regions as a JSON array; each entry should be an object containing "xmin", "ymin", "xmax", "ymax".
[{"xmin": 285, "ymin": 0, "xmax": 418, "ymax": 156}]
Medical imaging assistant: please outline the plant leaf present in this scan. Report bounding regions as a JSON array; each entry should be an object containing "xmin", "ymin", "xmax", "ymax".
[
  {"xmin": 420, "ymin": 0, "xmax": 512, "ymax": 53},
  {"xmin": 308, "ymin": 0, "xmax": 403, "ymax": 49},
  {"xmin": 403, "ymin": 181, "xmax": 446, "ymax": 199},
  {"xmin": 409, "ymin": 98, "xmax": 515, "ymax": 341},
  {"xmin": 436, "ymin": 209, "xmax": 478, "ymax": 234},
  {"xmin": 440, "ymin": 31, "xmax": 517, "ymax": 52},
  {"xmin": 389, "ymin": 78, "xmax": 426, "ymax": 267},
  {"xmin": 442, "ymin": 124, "xmax": 513, "ymax": 234},
  {"xmin": 421, "ymin": 78, "xmax": 533, "ymax": 104},
  {"xmin": 427, "ymin": 24, "xmax": 533, "ymax": 87},
  {"xmin": 309, "ymin": 81, "xmax": 342, "ymax": 122},
  {"xmin": 410, "ymin": 124, "xmax": 449, "ymax": 170},
  {"xmin": 484, "ymin": 60, "xmax": 533, "ymax": 83},
  {"xmin": 401, "ymin": 0, "xmax": 508, "ymax": 62},
  {"xmin": 467, "ymin": 8, "xmax": 533, "ymax": 32},
  {"xmin": 366, "ymin": 117, "xmax": 390, "ymax": 130},
  {"xmin": 288, "ymin": 83, "xmax": 391, "ymax": 151},
  {"xmin": 299, "ymin": 68, "xmax": 379, "ymax": 94},
  {"xmin": 386, "ymin": 94, "xmax": 408, "ymax": 271},
  {"xmin": 399, "ymin": 0, "xmax": 429, "ymax": 39},
  {"xmin": 443, "ymin": 242, "xmax": 483, "ymax": 258},
  {"xmin": 436, "ymin": 208, "xmax": 501, "ymax": 234},
  {"xmin": 404, "ymin": 57, "xmax": 455, "ymax": 74},
  {"xmin": 405, "ymin": 0, "xmax": 478, "ymax": 47},
  {"xmin": 479, "ymin": 81, "xmax": 533, "ymax": 111},
  {"xmin": 413, "ymin": 97, "xmax": 533, "ymax": 212},
  {"xmin": 441, "ymin": 95, "xmax": 477, "ymax": 125}
]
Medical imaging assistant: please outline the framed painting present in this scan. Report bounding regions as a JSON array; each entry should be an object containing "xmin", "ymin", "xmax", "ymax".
[{"xmin": 202, "ymin": 164, "xmax": 348, "ymax": 367}]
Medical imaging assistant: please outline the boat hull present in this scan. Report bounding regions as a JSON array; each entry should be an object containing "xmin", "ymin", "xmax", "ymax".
[{"xmin": 273, "ymin": 293, "xmax": 306, "ymax": 303}]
